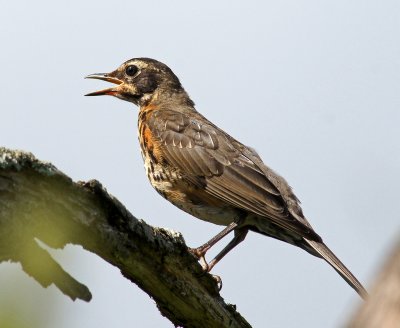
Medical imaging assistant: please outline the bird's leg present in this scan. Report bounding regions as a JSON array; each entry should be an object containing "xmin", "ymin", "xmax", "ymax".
[
  {"xmin": 189, "ymin": 221, "xmax": 239, "ymax": 271},
  {"xmin": 207, "ymin": 227, "xmax": 248, "ymax": 272}
]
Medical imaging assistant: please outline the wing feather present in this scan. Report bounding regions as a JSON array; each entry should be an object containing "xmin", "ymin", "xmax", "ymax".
[{"xmin": 149, "ymin": 109, "xmax": 319, "ymax": 239}]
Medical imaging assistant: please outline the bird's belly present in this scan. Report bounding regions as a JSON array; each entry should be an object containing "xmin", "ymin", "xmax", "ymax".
[
  {"xmin": 144, "ymin": 158, "xmax": 236, "ymax": 226},
  {"xmin": 175, "ymin": 202, "xmax": 236, "ymax": 226}
]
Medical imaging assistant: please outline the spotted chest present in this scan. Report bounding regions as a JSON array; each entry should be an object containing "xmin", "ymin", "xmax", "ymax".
[
  {"xmin": 141, "ymin": 151, "xmax": 236, "ymax": 226},
  {"xmin": 138, "ymin": 108, "xmax": 175, "ymax": 196},
  {"xmin": 138, "ymin": 125, "xmax": 196, "ymax": 212},
  {"xmin": 143, "ymin": 155, "xmax": 180, "ymax": 197},
  {"xmin": 137, "ymin": 106, "xmax": 238, "ymax": 226}
]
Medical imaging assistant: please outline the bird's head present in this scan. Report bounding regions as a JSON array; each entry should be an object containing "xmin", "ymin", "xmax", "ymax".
[{"xmin": 85, "ymin": 58, "xmax": 186, "ymax": 107}]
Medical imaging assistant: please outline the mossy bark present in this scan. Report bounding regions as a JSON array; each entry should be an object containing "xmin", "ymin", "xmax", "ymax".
[{"xmin": 0, "ymin": 147, "xmax": 251, "ymax": 328}]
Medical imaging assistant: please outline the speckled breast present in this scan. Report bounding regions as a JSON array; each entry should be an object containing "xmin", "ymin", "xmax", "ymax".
[{"xmin": 137, "ymin": 107, "xmax": 237, "ymax": 226}]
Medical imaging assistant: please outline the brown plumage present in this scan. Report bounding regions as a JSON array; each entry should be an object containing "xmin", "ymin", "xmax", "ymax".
[{"xmin": 86, "ymin": 57, "xmax": 367, "ymax": 298}]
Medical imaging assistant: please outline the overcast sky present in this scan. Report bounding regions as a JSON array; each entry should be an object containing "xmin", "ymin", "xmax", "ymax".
[{"xmin": 1, "ymin": 1, "xmax": 399, "ymax": 327}]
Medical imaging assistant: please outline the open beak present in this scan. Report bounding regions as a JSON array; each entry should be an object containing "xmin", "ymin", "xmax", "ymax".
[{"xmin": 85, "ymin": 73, "xmax": 123, "ymax": 96}]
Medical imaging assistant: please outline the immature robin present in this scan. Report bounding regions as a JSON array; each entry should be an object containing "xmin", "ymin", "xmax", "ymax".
[{"xmin": 86, "ymin": 57, "xmax": 367, "ymax": 298}]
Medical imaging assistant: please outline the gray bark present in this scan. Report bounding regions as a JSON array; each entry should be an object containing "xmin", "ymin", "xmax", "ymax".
[{"xmin": 0, "ymin": 147, "xmax": 251, "ymax": 328}]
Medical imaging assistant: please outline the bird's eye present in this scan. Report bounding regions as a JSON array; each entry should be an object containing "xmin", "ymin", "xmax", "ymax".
[{"xmin": 125, "ymin": 65, "xmax": 138, "ymax": 76}]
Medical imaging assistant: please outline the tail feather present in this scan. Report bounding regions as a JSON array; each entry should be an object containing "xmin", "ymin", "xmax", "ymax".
[{"xmin": 304, "ymin": 239, "xmax": 368, "ymax": 299}]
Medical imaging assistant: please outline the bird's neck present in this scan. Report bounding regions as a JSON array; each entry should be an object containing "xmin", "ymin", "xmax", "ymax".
[{"xmin": 138, "ymin": 88, "xmax": 195, "ymax": 110}]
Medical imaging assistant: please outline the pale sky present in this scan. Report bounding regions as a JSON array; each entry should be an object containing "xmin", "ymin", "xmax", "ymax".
[{"xmin": 1, "ymin": 1, "xmax": 399, "ymax": 327}]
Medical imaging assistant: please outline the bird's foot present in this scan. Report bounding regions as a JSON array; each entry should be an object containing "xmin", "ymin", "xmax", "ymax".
[
  {"xmin": 188, "ymin": 247, "xmax": 223, "ymax": 290},
  {"xmin": 188, "ymin": 247, "xmax": 209, "ymax": 272}
]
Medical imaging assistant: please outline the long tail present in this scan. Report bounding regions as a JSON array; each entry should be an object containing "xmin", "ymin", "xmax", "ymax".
[{"xmin": 304, "ymin": 239, "xmax": 368, "ymax": 299}]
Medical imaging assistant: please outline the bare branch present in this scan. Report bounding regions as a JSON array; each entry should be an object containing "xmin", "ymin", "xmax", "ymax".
[{"xmin": 0, "ymin": 147, "xmax": 251, "ymax": 328}]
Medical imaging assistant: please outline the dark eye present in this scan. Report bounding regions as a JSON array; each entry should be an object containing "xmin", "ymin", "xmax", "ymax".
[{"xmin": 125, "ymin": 65, "xmax": 138, "ymax": 76}]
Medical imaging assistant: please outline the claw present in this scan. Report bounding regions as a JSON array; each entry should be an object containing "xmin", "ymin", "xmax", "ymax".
[
  {"xmin": 211, "ymin": 274, "xmax": 223, "ymax": 290},
  {"xmin": 189, "ymin": 247, "xmax": 210, "ymax": 271},
  {"xmin": 188, "ymin": 247, "xmax": 223, "ymax": 290},
  {"xmin": 199, "ymin": 255, "xmax": 209, "ymax": 272},
  {"xmin": 188, "ymin": 247, "xmax": 203, "ymax": 259}
]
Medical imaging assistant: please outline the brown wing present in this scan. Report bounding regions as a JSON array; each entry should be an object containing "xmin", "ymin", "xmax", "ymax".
[{"xmin": 149, "ymin": 109, "xmax": 319, "ymax": 240}]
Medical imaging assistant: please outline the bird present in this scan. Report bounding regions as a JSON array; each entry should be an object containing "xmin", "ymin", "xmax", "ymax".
[{"xmin": 85, "ymin": 57, "xmax": 367, "ymax": 298}]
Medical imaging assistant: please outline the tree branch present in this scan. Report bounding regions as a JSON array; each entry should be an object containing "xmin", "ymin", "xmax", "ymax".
[
  {"xmin": 0, "ymin": 147, "xmax": 251, "ymax": 328},
  {"xmin": 347, "ymin": 237, "xmax": 400, "ymax": 327}
]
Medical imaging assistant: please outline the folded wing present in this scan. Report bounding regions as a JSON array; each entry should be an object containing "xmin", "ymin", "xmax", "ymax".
[{"xmin": 149, "ymin": 109, "xmax": 320, "ymax": 241}]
